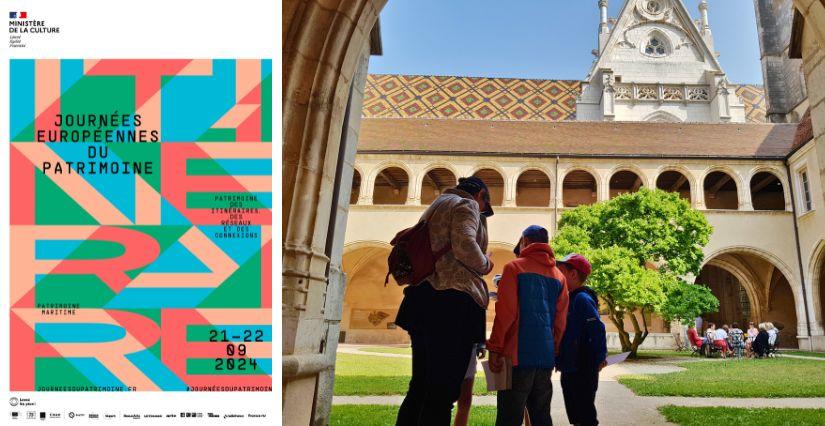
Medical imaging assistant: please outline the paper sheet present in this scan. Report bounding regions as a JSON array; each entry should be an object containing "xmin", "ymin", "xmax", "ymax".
[
  {"xmin": 481, "ymin": 358, "xmax": 512, "ymax": 391},
  {"xmin": 605, "ymin": 351, "xmax": 631, "ymax": 366}
]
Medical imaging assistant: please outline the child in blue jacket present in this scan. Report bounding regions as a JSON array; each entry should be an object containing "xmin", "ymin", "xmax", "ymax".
[{"xmin": 556, "ymin": 254, "xmax": 607, "ymax": 426}]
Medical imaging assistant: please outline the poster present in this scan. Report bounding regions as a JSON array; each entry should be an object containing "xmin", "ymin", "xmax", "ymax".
[
  {"xmin": 3, "ymin": 1, "xmax": 278, "ymax": 423},
  {"xmin": 10, "ymin": 59, "xmax": 273, "ymax": 393}
]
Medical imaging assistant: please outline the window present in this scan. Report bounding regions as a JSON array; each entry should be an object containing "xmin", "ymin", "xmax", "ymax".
[
  {"xmin": 645, "ymin": 1, "xmax": 662, "ymax": 14},
  {"xmin": 645, "ymin": 37, "xmax": 668, "ymax": 57},
  {"xmin": 800, "ymin": 169, "xmax": 812, "ymax": 212}
]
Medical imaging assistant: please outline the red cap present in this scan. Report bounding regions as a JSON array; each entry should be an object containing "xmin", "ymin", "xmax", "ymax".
[{"xmin": 558, "ymin": 253, "xmax": 592, "ymax": 277}]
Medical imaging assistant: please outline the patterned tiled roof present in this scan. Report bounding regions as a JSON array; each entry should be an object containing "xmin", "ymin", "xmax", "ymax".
[
  {"xmin": 362, "ymin": 74, "xmax": 768, "ymax": 124},
  {"xmin": 363, "ymin": 74, "xmax": 581, "ymax": 121},
  {"xmin": 735, "ymin": 84, "xmax": 767, "ymax": 123}
]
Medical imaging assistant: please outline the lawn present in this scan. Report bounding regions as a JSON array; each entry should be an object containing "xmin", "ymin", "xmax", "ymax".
[
  {"xmin": 330, "ymin": 405, "xmax": 498, "ymax": 425},
  {"xmin": 619, "ymin": 358, "xmax": 825, "ymax": 397},
  {"xmin": 334, "ymin": 353, "xmax": 492, "ymax": 396},
  {"xmin": 609, "ymin": 349, "xmax": 693, "ymax": 360},
  {"xmin": 659, "ymin": 406, "xmax": 825, "ymax": 426},
  {"xmin": 783, "ymin": 350, "xmax": 825, "ymax": 359},
  {"xmin": 358, "ymin": 346, "xmax": 412, "ymax": 355}
]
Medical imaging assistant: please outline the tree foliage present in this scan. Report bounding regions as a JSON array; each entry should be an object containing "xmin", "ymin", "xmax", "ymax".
[{"xmin": 553, "ymin": 188, "xmax": 718, "ymax": 356}]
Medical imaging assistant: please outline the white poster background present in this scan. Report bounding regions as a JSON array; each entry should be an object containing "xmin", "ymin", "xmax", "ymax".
[{"xmin": 0, "ymin": 1, "xmax": 282, "ymax": 424}]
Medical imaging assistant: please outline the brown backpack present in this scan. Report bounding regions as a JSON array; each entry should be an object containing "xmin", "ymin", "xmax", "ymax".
[{"xmin": 385, "ymin": 201, "xmax": 451, "ymax": 286}]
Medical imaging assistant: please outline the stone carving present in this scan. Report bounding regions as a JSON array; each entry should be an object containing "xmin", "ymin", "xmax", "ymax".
[
  {"xmin": 638, "ymin": 86, "xmax": 658, "ymax": 100},
  {"xmin": 645, "ymin": 0, "xmax": 663, "ymax": 15},
  {"xmin": 663, "ymin": 87, "xmax": 683, "ymax": 100},
  {"xmin": 687, "ymin": 87, "xmax": 710, "ymax": 101},
  {"xmin": 616, "ymin": 86, "xmax": 632, "ymax": 100}
]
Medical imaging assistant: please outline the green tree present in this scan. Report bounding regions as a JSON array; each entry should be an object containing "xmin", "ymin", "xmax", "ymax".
[{"xmin": 553, "ymin": 188, "xmax": 718, "ymax": 357}]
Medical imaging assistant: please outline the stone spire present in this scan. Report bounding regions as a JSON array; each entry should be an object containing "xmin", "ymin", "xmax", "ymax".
[
  {"xmin": 698, "ymin": 0, "xmax": 714, "ymax": 52},
  {"xmin": 598, "ymin": 0, "xmax": 610, "ymax": 53}
]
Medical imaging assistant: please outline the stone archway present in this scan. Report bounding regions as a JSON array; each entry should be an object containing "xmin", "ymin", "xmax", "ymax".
[
  {"xmin": 283, "ymin": 2, "xmax": 387, "ymax": 424},
  {"xmin": 697, "ymin": 264, "xmax": 756, "ymax": 328},
  {"xmin": 699, "ymin": 248, "xmax": 800, "ymax": 348},
  {"xmin": 341, "ymin": 243, "xmax": 407, "ymax": 344},
  {"xmin": 812, "ymin": 241, "xmax": 825, "ymax": 336}
]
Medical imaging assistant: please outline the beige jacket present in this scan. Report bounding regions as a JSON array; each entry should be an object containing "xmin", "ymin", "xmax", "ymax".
[{"xmin": 422, "ymin": 188, "xmax": 490, "ymax": 308}]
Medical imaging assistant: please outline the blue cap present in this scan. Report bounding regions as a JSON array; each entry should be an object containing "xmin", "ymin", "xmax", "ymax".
[{"xmin": 522, "ymin": 225, "xmax": 549, "ymax": 243}]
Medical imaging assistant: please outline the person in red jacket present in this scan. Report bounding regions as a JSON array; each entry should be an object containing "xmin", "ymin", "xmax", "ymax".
[{"xmin": 487, "ymin": 225, "xmax": 569, "ymax": 426}]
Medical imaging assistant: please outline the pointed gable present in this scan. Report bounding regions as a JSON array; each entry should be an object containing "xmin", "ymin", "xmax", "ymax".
[
  {"xmin": 577, "ymin": 0, "xmax": 748, "ymax": 123},
  {"xmin": 589, "ymin": 0, "xmax": 722, "ymax": 83}
]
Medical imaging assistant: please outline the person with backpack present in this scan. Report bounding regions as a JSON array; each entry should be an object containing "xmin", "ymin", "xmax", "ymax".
[
  {"xmin": 394, "ymin": 176, "xmax": 494, "ymax": 426},
  {"xmin": 487, "ymin": 225, "xmax": 569, "ymax": 426},
  {"xmin": 556, "ymin": 253, "xmax": 606, "ymax": 426}
]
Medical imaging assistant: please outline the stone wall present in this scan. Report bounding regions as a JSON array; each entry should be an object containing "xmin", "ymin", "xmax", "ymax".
[
  {"xmin": 755, "ymin": 0, "xmax": 808, "ymax": 122},
  {"xmin": 791, "ymin": 0, "xmax": 825, "ymax": 350}
]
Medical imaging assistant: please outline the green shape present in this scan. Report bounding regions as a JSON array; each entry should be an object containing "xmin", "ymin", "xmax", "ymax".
[
  {"xmin": 196, "ymin": 128, "xmax": 235, "ymax": 142},
  {"xmin": 35, "ymin": 275, "xmax": 116, "ymax": 308},
  {"xmin": 125, "ymin": 226, "xmax": 190, "ymax": 252},
  {"xmin": 185, "ymin": 325, "xmax": 266, "ymax": 342},
  {"xmin": 34, "ymin": 169, "xmax": 98, "ymax": 225},
  {"xmin": 65, "ymin": 240, "xmax": 125, "ymax": 260},
  {"xmin": 60, "ymin": 75, "xmax": 135, "ymax": 134},
  {"xmin": 198, "ymin": 251, "xmax": 261, "ymax": 308},
  {"xmin": 186, "ymin": 159, "xmax": 232, "ymax": 176},
  {"xmin": 261, "ymin": 74, "xmax": 271, "ymax": 142},
  {"xmin": 12, "ymin": 122, "xmax": 35, "ymax": 142},
  {"xmin": 109, "ymin": 142, "xmax": 161, "ymax": 193},
  {"xmin": 186, "ymin": 192, "xmax": 266, "ymax": 209},
  {"xmin": 186, "ymin": 358, "xmax": 267, "ymax": 375},
  {"xmin": 186, "ymin": 325, "xmax": 216, "ymax": 342},
  {"xmin": 146, "ymin": 341, "xmax": 161, "ymax": 359},
  {"xmin": 35, "ymin": 357, "xmax": 97, "ymax": 389},
  {"xmin": 119, "ymin": 225, "xmax": 191, "ymax": 278},
  {"xmin": 116, "ymin": 309, "xmax": 162, "ymax": 358}
]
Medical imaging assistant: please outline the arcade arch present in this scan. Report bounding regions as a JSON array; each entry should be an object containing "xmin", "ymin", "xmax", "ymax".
[
  {"xmin": 516, "ymin": 169, "xmax": 552, "ymax": 207},
  {"xmin": 562, "ymin": 169, "xmax": 598, "ymax": 207},
  {"xmin": 703, "ymin": 170, "xmax": 739, "ymax": 210},
  {"xmin": 373, "ymin": 166, "xmax": 410, "ymax": 205},
  {"xmin": 656, "ymin": 170, "xmax": 692, "ymax": 202},
  {"xmin": 421, "ymin": 167, "xmax": 457, "ymax": 205},
  {"xmin": 750, "ymin": 171, "xmax": 786, "ymax": 211},
  {"xmin": 472, "ymin": 168, "xmax": 505, "ymax": 206},
  {"xmin": 609, "ymin": 169, "xmax": 644, "ymax": 199}
]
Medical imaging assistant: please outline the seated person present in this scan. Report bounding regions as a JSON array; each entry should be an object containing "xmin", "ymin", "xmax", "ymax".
[
  {"xmin": 728, "ymin": 323, "xmax": 745, "ymax": 355},
  {"xmin": 687, "ymin": 325, "xmax": 705, "ymax": 350},
  {"xmin": 746, "ymin": 322, "xmax": 759, "ymax": 356},
  {"xmin": 752, "ymin": 324, "xmax": 770, "ymax": 358},
  {"xmin": 713, "ymin": 325, "xmax": 729, "ymax": 357},
  {"xmin": 766, "ymin": 322, "xmax": 779, "ymax": 347}
]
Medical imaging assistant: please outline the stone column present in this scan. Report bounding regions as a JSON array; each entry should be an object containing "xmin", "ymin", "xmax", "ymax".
[
  {"xmin": 282, "ymin": 1, "xmax": 383, "ymax": 423},
  {"xmin": 503, "ymin": 172, "xmax": 518, "ymax": 207},
  {"xmin": 407, "ymin": 168, "xmax": 423, "ymax": 205},
  {"xmin": 740, "ymin": 175, "xmax": 754, "ymax": 211},
  {"xmin": 602, "ymin": 71, "xmax": 616, "ymax": 121}
]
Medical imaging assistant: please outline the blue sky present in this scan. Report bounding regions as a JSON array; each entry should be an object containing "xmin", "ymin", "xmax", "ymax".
[{"xmin": 369, "ymin": 0, "xmax": 763, "ymax": 84}]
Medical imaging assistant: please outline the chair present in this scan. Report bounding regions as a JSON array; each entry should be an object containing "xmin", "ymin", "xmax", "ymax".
[
  {"xmin": 704, "ymin": 331, "xmax": 721, "ymax": 358},
  {"xmin": 690, "ymin": 342, "xmax": 703, "ymax": 357},
  {"xmin": 728, "ymin": 330, "xmax": 745, "ymax": 359},
  {"xmin": 768, "ymin": 332, "xmax": 781, "ymax": 358}
]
